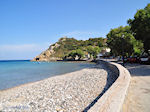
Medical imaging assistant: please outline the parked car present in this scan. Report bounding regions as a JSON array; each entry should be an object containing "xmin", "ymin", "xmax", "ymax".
[
  {"xmin": 139, "ymin": 51, "xmax": 150, "ymax": 64},
  {"xmin": 127, "ymin": 56, "xmax": 139, "ymax": 63},
  {"xmin": 140, "ymin": 56, "xmax": 150, "ymax": 64}
]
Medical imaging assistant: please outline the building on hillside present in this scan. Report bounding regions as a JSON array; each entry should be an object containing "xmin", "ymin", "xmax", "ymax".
[{"xmin": 97, "ymin": 47, "xmax": 111, "ymax": 60}]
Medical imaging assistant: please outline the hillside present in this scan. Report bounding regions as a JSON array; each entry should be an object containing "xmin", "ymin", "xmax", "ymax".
[{"xmin": 32, "ymin": 37, "xmax": 106, "ymax": 61}]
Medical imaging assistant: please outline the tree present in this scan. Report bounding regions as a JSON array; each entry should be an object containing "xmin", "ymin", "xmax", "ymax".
[
  {"xmin": 128, "ymin": 3, "xmax": 150, "ymax": 52},
  {"xmin": 107, "ymin": 26, "xmax": 143, "ymax": 57},
  {"xmin": 87, "ymin": 46, "xmax": 101, "ymax": 59},
  {"xmin": 68, "ymin": 50, "xmax": 76, "ymax": 60},
  {"xmin": 93, "ymin": 46, "xmax": 101, "ymax": 59},
  {"xmin": 68, "ymin": 49, "xmax": 84, "ymax": 60},
  {"xmin": 87, "ymin": 46, "xmax": 94, "ymax": 57},
  {"xmin": 76, "ymin": 49, "xmax": 84, "ymax": 60},
  {"xmin": 132, "ymin": 39, "xmax": 144, "ymax": 56}
]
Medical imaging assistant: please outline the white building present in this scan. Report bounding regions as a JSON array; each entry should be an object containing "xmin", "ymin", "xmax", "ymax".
[{"xmin": 97, "ymin": 47, "xmax": 111, "ymax": 59}]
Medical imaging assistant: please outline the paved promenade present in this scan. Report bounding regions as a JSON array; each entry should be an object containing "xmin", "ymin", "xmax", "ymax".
[{"xmin": 123, "ymin": 63, "xmax": 150, "ymax": 112}]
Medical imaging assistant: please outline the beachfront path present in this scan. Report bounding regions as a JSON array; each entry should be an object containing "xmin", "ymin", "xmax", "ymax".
[
  {"xmin": 123, "ymin": 64, "xmax": 150, "ymax": 112},
  {"xmin": 0, "ymin": 63, "xmax": 115, "ymax": 112}
]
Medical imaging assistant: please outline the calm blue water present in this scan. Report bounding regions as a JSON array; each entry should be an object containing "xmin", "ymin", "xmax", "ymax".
[{"xmin": 0, "ymin": 60, "xmax": 92, "ymax": 90}]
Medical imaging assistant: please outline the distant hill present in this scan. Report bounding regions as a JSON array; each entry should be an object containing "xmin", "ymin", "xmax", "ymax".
[{"xmin": 31, "ymin": 37, "xmax": 107, "ymax": 61}]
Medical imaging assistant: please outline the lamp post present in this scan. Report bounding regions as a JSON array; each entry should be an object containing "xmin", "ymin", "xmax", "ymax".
[{"xmin": 121, "ymin": 34, "xmax": 125, "ymax": 66}]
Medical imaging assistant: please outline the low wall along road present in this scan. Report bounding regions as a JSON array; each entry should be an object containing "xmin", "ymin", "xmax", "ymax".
[{"xmin": 88, "ymin": 61, "xmax": 131, "ymax": 112}]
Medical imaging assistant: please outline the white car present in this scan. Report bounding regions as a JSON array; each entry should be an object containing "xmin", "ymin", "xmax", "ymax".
[{"xmin": 140, "ymin": 56, "xmax": 150, "ymax": 64}]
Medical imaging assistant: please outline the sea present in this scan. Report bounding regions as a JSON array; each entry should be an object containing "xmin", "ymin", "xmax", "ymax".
[{"xmin": 0, "ymin": 60, "xmax": 92, "ymax": 90}]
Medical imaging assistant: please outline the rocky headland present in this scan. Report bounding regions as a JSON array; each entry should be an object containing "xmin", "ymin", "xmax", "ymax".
[
  {"xmin": 31, "ymin": 37, "xmax": 107, "ymax": 62},
  {"xmin": 31, "ymin": 39, "xmax": 63, "ymax": 61}
]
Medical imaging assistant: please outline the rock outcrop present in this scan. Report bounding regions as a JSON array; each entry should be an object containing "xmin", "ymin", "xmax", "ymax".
[{"xmin": 31, "ymin": 42, "xmax": 62, "ymax": 61}]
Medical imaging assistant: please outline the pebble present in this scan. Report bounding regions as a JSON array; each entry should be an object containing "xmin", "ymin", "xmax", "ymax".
[{"xmin": 0, "ymin": 63, "xmax": 116, "ymax": 112}]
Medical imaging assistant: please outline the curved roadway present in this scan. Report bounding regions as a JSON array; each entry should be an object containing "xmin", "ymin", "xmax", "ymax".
[{"xmin": 123, "ymin": 63, "xmax": 150, "ymax": 112}]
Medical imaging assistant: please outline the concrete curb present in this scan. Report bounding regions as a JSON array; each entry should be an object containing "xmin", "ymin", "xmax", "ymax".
[{"xmin": 88, "ymin": 61, "xmax": 131, "ymax": 112}]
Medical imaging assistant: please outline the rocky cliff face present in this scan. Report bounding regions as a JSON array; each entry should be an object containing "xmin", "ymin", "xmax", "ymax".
[
  {"xmin": 31, "ymin": 42, "xmax": 62, "ymax": 61},
  {"xmin": 32, "ymin": 37, "xmax": 68, "ymax": 61}
]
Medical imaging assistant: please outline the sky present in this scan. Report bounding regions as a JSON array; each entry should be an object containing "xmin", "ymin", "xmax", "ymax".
[{"xmin": 0, "ymin": 0, "xmax": 149, "ymax": 60}]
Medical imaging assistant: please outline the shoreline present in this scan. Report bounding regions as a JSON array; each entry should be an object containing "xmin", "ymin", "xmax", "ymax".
[
  {"xmin": 0, "ymin": 62, "xmax": 115, "ymax": 111},
  {"xmin": 31, "ymin": 60, "xmax": 96, "ymax": 64},
  {"xmin": 0, "ymin": 62, "xmax": 95, "ymax": 92},
  {"xmin": 0, "ymin": 61, "xmax": 94, "ymax": 92}
]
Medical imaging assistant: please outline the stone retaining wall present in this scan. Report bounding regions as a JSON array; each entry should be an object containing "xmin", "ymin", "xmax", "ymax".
[{"xmin": 88, "ymin": 60, "xmax": 131, "ymax": 112}]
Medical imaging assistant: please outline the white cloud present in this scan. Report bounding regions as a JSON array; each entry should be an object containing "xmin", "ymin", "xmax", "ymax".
[
  {"xmin": 0, "ymin": 43, "xmax": 50, "ymax": 60},
  {"xmin": 60, "ymin": 31, "xmax": 104, "ymax": 40},
  {"xmin": 0, "ymin": 44, "xmax": 49, "ymax": 52}
]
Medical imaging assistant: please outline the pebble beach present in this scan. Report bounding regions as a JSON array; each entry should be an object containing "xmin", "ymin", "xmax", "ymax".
[{"xmin": 0, "ymin": 63, "xmax": 116, "ymax": 112}]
